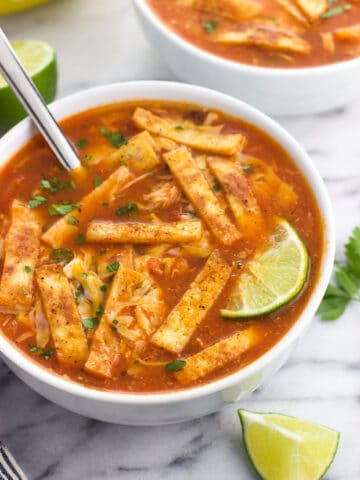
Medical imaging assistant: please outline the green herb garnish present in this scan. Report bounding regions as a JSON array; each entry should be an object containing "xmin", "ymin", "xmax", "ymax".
[
  {"xmin": 93, "ymin": 176, "xmax": 102, "ymax": 187},
  {"xmin": 116, "ymin": 202, "xmax": 139, "ymax": 217},
  {"xmin": 100, "ymin": 284, "xmax": 108, "ymax": 292},
  {"xmin": 321, "ymin": 4, "xmax": 351, "ymax": 18},
  {"xmin": 174, "ymin": 125, "xmax": 184, "ymax": 130},
  {"xmin": 76, "ymin": 233, "xmax": 86, "ymax": 245},
  {"xmin": 101, "ymin": 125, "xmax": 128, "ymax": 148},
  {"xmin": 28, "ymin": 195, "xmax": 47, "ymax": 208},
  {"xmin": 212, "ymin": 182, "xmax": 221, "ymax": 192},
  {"xmin": 107, "ymin": 261, "xmax": 120, "ymax": 273},
  {"xmin": 81, "ymin": 317, "xmax": 100, "ymax": 330},
  {"xmin": 24, "ymin": 265, "xmax": 32, "ymax": 273},
  {"xmin": 51, "ymin": 248, "xmax": 74, "ymax": 264},
  {"xmin": 48, "ymin": 202, "xmax": 79, "ymax": 216},
  {"xmin": 29, "ymin": 344, "xmax": 54, "ymax": 360},
  {"xmin": 96, "ymin": 304, "xmax": 104, "ymax": 316},
  {"xmin": 242, "ymin": 164, "xmax": 254, "ymax": 175},
  {"xmin": 318, "ymin": 226, "xmax": 360, "ymax": 320},
  {"xmin": 21, "ymin": 288, "xmax": 28, "ymax": 296},
  {"xmin": 68, "ymin": 215, "xmax": 78, "ymax": 225},
  {"xmin": 165, "ymin": 360, "xmax": 187, "ymax": 372},
  {"xmin": 75, "ymin": 138, "xmax": 88, "ymax": 149},
  {"xmin": 203, "ymin": 20, "xmax": 219, "ymax": 33}
]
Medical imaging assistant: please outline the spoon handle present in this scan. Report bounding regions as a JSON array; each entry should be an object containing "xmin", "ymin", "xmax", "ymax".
[
  {"xmin": 0, "ymin": 442, "xmax": 28, "ymax": 480},
  {"xmin": 0, "ymin": 28, "xmax": 80, "ymax": 172}
]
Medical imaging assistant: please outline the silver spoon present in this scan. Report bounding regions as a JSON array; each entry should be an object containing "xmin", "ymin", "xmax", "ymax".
[
  {"xmin": 0, "ymin": 28, "xmax": 80, "ymax": 172},
  {"xmin": 0, "ymin": 442, "xmax": 27, "ymax": 480}
]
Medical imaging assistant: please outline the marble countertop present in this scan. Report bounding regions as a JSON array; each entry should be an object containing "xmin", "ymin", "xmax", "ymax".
[{"xmin": 1, "ymin": 1, "xmax": 360, "ymax": 479}]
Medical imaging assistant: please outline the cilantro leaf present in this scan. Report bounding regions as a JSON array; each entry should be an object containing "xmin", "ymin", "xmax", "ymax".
[
  {"xmin": 101, "ymin": 125, "xmax": 128, "ymax": 148},
  {"xmin": 48, "ymin": 203, "xmax": 79, "ymax": 216},
  {"xmin": 318, "ymin": 225, "xmax": 360, "ymax": 320},
  {"xmin": 28, "ymin": 195, "xmax": 47, "ymax": 208}
]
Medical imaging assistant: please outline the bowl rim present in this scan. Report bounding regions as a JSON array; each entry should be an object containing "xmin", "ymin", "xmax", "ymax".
[
  {"xmin": 0, "ymin": 80, "xmax": 335, "ymax": 405},
  {"xmin": 134, "ymin": 0, "xmax": 360, "ymax": 77}
]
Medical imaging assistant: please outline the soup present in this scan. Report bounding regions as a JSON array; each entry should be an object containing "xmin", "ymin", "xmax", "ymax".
[
  {"xmin": 147, "ymin": 0, "xmax": 360, "ymax": 68},
  {"xmin": 0, "ymin": 101, "xmax": 322, "ymax": 393}
]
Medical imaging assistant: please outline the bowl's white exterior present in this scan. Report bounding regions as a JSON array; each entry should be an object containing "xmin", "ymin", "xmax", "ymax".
[
  {"xmin": 134, "ymin": 0, "xmax": 360, "ymax": 116},
  {"xmin": 0, "ymin": 82, "xmax": 335, "ymax": 425}
]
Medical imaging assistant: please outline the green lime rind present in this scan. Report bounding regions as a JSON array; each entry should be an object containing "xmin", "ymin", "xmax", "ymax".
[
  {"xmin": 238, "ymin": 409, "xmax": 340, "ymax": 480},
  {"xmin": 221, "ymin": 218, "xmax": 309, "ymax": 318},
  {"xmin": 0, "ymin": 41, "xmax": 57, "ymax": 135}
]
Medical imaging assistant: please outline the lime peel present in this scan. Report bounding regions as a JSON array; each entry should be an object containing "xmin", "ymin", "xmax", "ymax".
[
  {"xmin": 238, "ymin": 409, "xmax": 340, "ymax": 480},
  {"xmin": 222, "ymin": 218, "xmax": 309, "ymax": 318}
]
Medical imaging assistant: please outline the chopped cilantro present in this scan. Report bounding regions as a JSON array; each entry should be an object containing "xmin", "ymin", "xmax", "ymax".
[
  {"xmin": 322, "ymin": 4, "xmax": 351, "ymax": 18},
  {"xmin": 76, "ymin": 233, "xmax": 86, "ymax": 245},
  {"xmin": 174, "ymin": 125, "xmax": 184, "ymax": 130},
  {"xmin": 100, "ymin": 285, "xmax": 108, "ymax": 292},
  {"xmin": 75, "ymin": 138, "xmax": 88, "ymax": 149},
  {"xmin": 93, "ymin": 176, "xmax": 102, "ymax": 187},
  {"xmin": 51, "ymin": 248, "xmax": 74, "ymax": 264},
  {"xmin": 21, "ymin": 288, "xmax": 28, "ymax": 296},
  {"xmin": 107, "ymin": 261, "xmax": 120, "ymax": 273},
  {"xmin": 242, "ymin": 164, "xmax": 254, "ymax": 175},
  {"xmin": 68, "ymin": 215, "xmax": 78, "ymax": 225},
  {"xmin": 101, "ymin": 125, "xmax": 128, "ymax": 148},
  {"xmin": 165, "ymin": 360, "xmax": 186, "ymax": 372},
  {"xmin": 81, "ymin": 317, "xmax": 100, "ymax": 330},
  {"xmin": 28, "ymin": 195, "xmax": 47, "ymax": 208},
  {"xmin": 212, "ymin": 182, "xmax": 221, "ymax": 192},
  {"xmin": 116, "ymin": 202, "xmax": 139, "ymax": 217},
  {"xmin": 203, "ymin": 20, "xmax": 219, "ymax": 33},
  {"xmin": 24, "ymin": 265, "xmax": 32, "ymax": 273},
  {"xmin": 29, "ymin": 344, "xmax": 54, "ymax": 360},
  {"xmin": 48, "ymin": 202, "xmax": 79, "ymax": 216}
]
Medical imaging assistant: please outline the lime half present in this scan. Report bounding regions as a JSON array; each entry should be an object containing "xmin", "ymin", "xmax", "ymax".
[
  {"xmin": 238, "ymin": 409, "xmax": 340, "ymax": 480},
  {"xmin": 221, "ymin": 218, "xmax": 309, "ymax": 318},
  {"xmin": 0, "ymin": 0, "xmax": 50, "ymax": 15},
  {"xmin": 0, "ymin": 40, "xmax": 57, "ymax": 135}
]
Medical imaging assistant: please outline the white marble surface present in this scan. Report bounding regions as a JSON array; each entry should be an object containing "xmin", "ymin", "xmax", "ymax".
[{"xmin": 1, "ymin": 1, "xmax": 360, "ymax": 479}]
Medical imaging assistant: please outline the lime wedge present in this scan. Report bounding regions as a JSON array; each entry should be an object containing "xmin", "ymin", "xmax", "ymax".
[
  {"xmin": 221, "ymin": 218, "xmax": 309, "ymax": 318},
  {"xmin": 0, "ymin": 0, "xmax": 50, "ymax": 15},
  {"xmin": 238, "ymin": 409, "xmax": 340, "ymax": 480},
  {"xmin": 0, "ymin": 40, "xmax": 57, "ymax": 135}
]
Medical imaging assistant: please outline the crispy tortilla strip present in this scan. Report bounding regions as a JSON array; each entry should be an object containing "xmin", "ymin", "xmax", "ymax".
[
  {"xmin": 0, "ymin": 200, "xmax": 41, "ymax": 312},
  {"xmin": 174, "ymin": 329, "xmax": 256, "ymax": 384},
  {"xmin": 102, "ymin": 131, "xmax": 160, "ymax": 171},
  {"xmin": 133, "ymin": 108, "xmax": 246, "ymax": 156},
  {"xmin": 208, "ymin": 158, "xmax": 265, "ymax": 241},
  {"xmin": 151, "ymin": 250, "xmax": 232, "ymax": 354},
  {"xmin": 97, "ymin": 245, "xmax": 135, "ymax": 280},
  {"xmin": 294, "ymin": 0, "xmax": 326, "ymax": 21},
  {"xmin": 277, "ymin": 0, "xmax": 309, "ymax": 26},
  {"xmin": 334, "ymin": 24, "xmax": 360, "ymax": 41},
  {"xmin": 42, "ymin": 166, "xmax": 133, "ymax": 248},
  {"xmin": 84, "ymin": 267, "xmax": 143, "ymax": 378},
  {"xmin": 165, "ymin": 147, "xmax": 241, "ymax": 245},
  {"xmin": 216, "ymin": 26, "xmax": 311, "ymax": 54},
  {"xmin": 36, "ymin": 264, "xmax": 88, "ymax": 367},
  {"xmin": 192, "ymin": 0, "xmax": 262, "ymax": 20},
  {"xmin": 86, "ymin": 220, "xmax": 202, "ymax": 244}
]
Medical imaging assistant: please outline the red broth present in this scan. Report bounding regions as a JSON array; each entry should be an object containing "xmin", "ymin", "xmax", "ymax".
[
  {"xmin": 147, "ymin": 0, "xmax": 360, "ymax": 68},
  {"xmin": 0, "ymin": 101, "xmax": 323, "ymax": 392}
]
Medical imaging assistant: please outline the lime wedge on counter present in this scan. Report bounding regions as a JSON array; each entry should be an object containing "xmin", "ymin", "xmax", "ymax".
[
  {"xmin": 238, "ymin": 409, "xmax": 340, "ymax": 480},
  {"xmin": 0, "ymin": 40, "xmax": 57, "ymax": 135},
  {"xmin": 221, "ymin": 218, "xmax": 309, "ymax": 318},
  {"xmin": 0, "ymin": 0, "xmax": 50, "ymax": 15}
]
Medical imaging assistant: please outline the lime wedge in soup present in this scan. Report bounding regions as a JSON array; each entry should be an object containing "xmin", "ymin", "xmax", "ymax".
[
  {"xmin": 238, "ymin": 409, "xmax": 340, "ymax": 480},
  {"xmin": 222, "ymin": 218, "xmax": 309, "ymax": 318},
  {"xmin": 0, "ymin": 40, "xmax": 57, "ymax": 135}
]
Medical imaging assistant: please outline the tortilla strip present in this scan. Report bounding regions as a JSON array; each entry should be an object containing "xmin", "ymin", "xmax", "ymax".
[
  {"xmin": 85, "ymin": 267, "xmax": 143, "ymax": 378},
  {"xmin": 334, "ymin": 24, "xmax": 360, "ymax": 41},
  {"xmin": 36, "ymin": 264, "xmax": 88, "ymax": 367},
  {"xmin": 86, "ymin": 220, "xmax": 202, "ymax": 244},
  {"xmin": 208, "ymin": 158, "xmax": 265, "ymax": 241},
  {"xmin": 165, "ymin": 147, "xmax": 241, "ymax": 246},
  {"xmin": 216, "ymin": 26, "xmax": 311, "ymax": 54},
  {"xmin": 0, "ymin": 200, "xmax": 41, "ymax": 312},
  {"xmin": 174, "ymin": 329, "xmax": 256, "ymax": 384},
  {"xmin": 132, "ymin": 108, "xmax": 246, "ymax": 156},
  {"xmin": 151, "ymin": 250, "xmax": 232, "ymax": 354},
  {"xmin": 42, "ymin": 166, "xmax": 133, "ymax": 248},
  {"xmin": 102, "ymin": 131, "xmax": 160, "ymax": 171},
  {"xmin": 294, "ymin": 0, "xmax": 327, "ymax": 22},
  {"xmin": 277, "ymin": 0, "xmax": 309, "ymax": 26},
  {"xmin": 192, "ymin": 0, "xmax": 262, "ymax": 20}
]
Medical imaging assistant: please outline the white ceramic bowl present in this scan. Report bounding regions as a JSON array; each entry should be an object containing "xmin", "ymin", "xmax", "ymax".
[
  {"xmin": 134, "ymin": 0, "xmax": 360, "ymax": 116},
  {"xmin": 0, "ymin": 81, "xmax": 335, "ymax": 425}
]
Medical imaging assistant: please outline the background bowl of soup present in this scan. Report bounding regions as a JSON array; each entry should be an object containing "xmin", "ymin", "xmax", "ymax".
[
  {"xmin": 134, "ymin": 0, "xmax": 360, "ymax": 115},
  {"xmin": 0, "ymin": 81, "xmax": 334, "ymax": 424}
]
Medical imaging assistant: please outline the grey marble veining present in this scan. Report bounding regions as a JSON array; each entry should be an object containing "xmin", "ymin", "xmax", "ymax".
[{"xmin": 0, "ymin": 1, "xmax": 360, "ymax": 479}]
